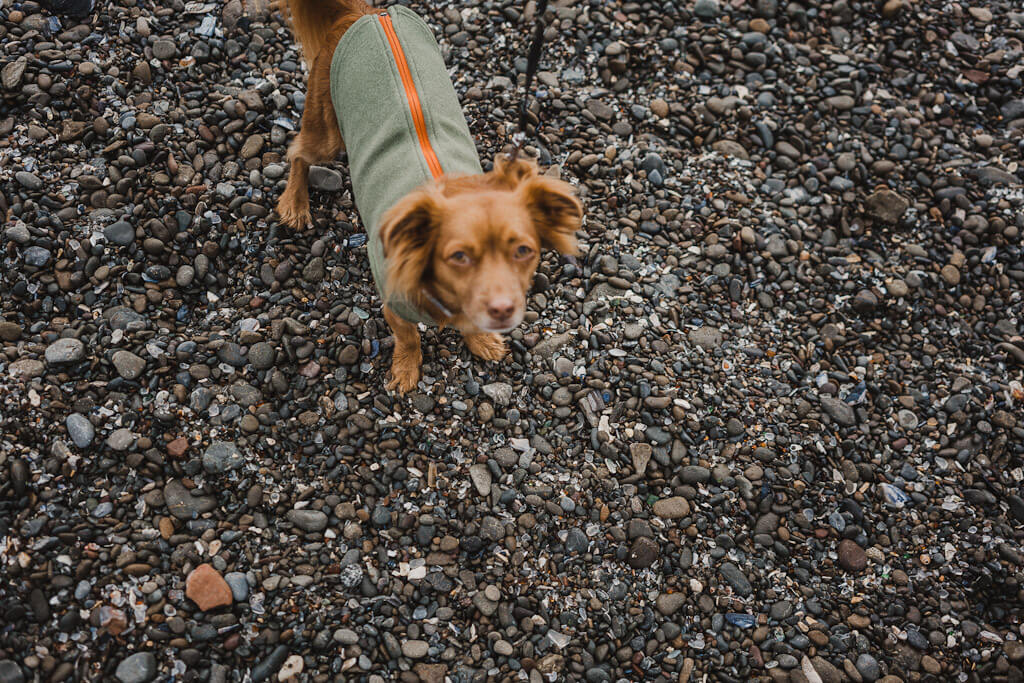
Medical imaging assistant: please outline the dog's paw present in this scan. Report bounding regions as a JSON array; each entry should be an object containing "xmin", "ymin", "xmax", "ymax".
[
  {"xmin": 465, "ymin": 333, "xmax": 508, "ymax": 362},
  {"xmin": 276, "ymin": 193, "xmax": 311, "ymax": 230},
  {"xmin": 386, "ymin": 349, "xmax": 422, "ymax": 394}
]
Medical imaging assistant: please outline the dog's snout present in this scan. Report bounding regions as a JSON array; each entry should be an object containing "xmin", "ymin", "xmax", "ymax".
[{"xmin": 487, "ymin": 298, "xmax": 515, "ymax": 322}]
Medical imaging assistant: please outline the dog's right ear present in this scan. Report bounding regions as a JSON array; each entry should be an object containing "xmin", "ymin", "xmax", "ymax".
[
  {"xmin": 379, "ymin": 190, "xmax": 443, "ymax": 298},
  {"xmin": 519, "ymin": 174, "xmax": 583, "ymax": 256}
]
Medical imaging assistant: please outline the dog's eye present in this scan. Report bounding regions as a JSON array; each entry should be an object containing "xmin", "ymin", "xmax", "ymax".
[
  {"xmin": 514, "ymin": 245, "xmax": 534, "ymax": 260},
  {"xmin": 449, "ymin": 251, "xmax": 471, "ymax": 265}
]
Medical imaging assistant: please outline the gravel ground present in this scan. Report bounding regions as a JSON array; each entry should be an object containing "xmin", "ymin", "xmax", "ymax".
[{"xmin": 2, "ymin": 0, "xmax": 1024, "ymax": 681}]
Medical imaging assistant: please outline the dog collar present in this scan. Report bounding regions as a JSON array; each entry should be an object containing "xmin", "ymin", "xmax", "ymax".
[{"xmin": 422, "ymin": 289, "xmax": 453, "ymax": 319}]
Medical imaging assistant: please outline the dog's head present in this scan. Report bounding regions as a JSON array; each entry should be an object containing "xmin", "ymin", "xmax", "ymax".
[{"xmin": 379, "ymin": 157, "xmax": 582, "ymax": 333}]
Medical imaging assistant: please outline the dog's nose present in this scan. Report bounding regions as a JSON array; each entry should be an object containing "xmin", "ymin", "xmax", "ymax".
[{"xmin": 487, "ymin": 299, "xmax": 515, "ymax": 322}]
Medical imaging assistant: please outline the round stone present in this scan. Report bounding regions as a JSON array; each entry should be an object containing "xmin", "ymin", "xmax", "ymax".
[
  {"xmin": 855, "ymin": 653, "xmax": 881, "ymax": 682},
  {"xmin": 0, "ymin": 660, "xmax": 25, "ymax": 683},
  {"xmin": 248, "ymin": 342, "xmax": 276, "ymax": 369},
  {"xmin": 104, "ymin": 220, "xmax": 135, "ymax": 246},
  {"xmin": 652, "ymin": 496, "xmax": 690, "ymax": 519},
  {"xmin": 152, "ymin": 38, "xmax": 177, "ymax": 59},
  {"xmin": 694, "ymin": 0, "xmax": 721, "ymax": 18},
  {"xmin": 838, "ymin": 539, "xmax": 868, "ymax": 572},
  {"xmin": 401, "ymin": 640, "xmax": 429, "ymax": 659}
]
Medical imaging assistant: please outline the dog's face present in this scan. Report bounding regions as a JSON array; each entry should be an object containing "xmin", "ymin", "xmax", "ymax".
[{"xmin": 380, "ymin": 158, "xmax": 582, "ymax": 333}]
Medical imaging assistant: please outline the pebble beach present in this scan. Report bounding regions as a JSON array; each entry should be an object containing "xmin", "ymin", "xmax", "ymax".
[{"xmin": 2, "ymin": 0, "xmax": 1024, "ymax": 681}]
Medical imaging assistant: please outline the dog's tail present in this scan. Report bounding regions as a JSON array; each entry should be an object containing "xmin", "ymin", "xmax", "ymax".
[{"xmin": 247, "ymin": 0, "xmax": 373, "ymax": 60}]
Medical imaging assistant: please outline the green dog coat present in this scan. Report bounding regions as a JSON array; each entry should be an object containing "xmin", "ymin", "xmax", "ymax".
[{"xmin": 329, "ymin": 5, "xmax": 482, "ymax": 323}]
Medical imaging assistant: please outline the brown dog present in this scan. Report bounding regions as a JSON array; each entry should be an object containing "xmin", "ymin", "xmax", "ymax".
[{"xmin": 264, "ymin": 0, "xmax": 583, "ymax": 393}]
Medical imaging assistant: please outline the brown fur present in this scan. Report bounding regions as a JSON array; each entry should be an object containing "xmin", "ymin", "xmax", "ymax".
[
  {"xmin": 263, "ymin": 0, "xmax": 583, "ymax": 393},
  {"xmin": 268, "ymin": 0, "xmax": 371, "ymax": 229},
  {"xmin": 380, "ymin": 158, "xmax": 582, "ymax": 331}
]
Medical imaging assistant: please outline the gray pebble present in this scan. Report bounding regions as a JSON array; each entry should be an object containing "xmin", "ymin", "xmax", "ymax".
[
  {"xmin": 66, "ymin": 413, "xmax": 95, "ymax": 448},
  {"xmin": 104, "ymin": 221, "xmax": 135, "ymax": 246},
  {"xmin": 115, "ymin": 653, "xmax": 157, "ymax": 683},
  {"xmin": 15, "ymin": 171, "xmax": 42, "ymax": 190},
  {"xmin": 224, "ymin": 572, "xmax": 250, "ymax": 601},
  {"xmin": 112, "ymin": 350, "xmax": 146, "ymax": 380},
  {"xmin": 720, "ymin": 562, "xmax": 753, "ymax": 597},
  {"xmin": 203, "ymin": 441, "xmax": 245, "ymax": 473},
  {"xmin": 45, "ymin": 338, "xmax": 85, "ymax": 364},
  {"xmin": 286, "ymin": 509, "xmax": 328, "ymax": 532}
]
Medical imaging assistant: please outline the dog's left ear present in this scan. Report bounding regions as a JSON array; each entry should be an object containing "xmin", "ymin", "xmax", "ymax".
[{"xmin": 519, "ymin": 175, "xmax": 583, "ymax": 255}]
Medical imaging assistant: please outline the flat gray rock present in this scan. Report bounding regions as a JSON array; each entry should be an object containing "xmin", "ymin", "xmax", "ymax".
[
  {"xmin": 820, "ymin": 396, "xmax": 856, "ymax": 426},
  {"xmin": 309, "ymin": 166, "xmax": 344, "ymax": 191},
  {"xmin": 164, "ymin": 480, "xmax": 217, "ymax": 519},
  {"xmin": 115, "ymin": 653, "xmax": 157, "ymax": 683},
  {"xmin": 286, "ymin": 509, "xmax": 328, "ymax": 532},
  {"xmin": 688, "ymin": 326, "xmax": 723, "ymax": 351},
  {"xmin": 469, "ymin": 464, "xmax": 492, "ymax": 496},
  {"xmin": 720, "ymin": 562, "xmax": 753, "ymax": 597},
  {"xmin": 45, "ymin": 338, "xmax": 85, "ymax": 364},
  {"xmin": 202, "ymin": 441, "xmax": 245, "ymax": 473},
  {"xmin": 112, "ymin": 350, "xmax": 145, "ymax": 379}
]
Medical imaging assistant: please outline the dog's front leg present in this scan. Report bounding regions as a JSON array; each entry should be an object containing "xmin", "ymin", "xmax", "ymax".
[
  {"xmin": 464, "ymin": 332, "xmax": 508, "ymax": 361},
  {"xmin": 383, "ymin": 305, "xmax": 422, "ymax": 394},
  {"xmin": 276, "ymin": 143, "xmax": 312, "ymax": 230}
]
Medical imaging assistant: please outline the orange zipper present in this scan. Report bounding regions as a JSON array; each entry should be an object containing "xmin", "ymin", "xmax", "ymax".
[{"xmin": 378, "ymin": 12, "xmax": 444, "ymax": 179}]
